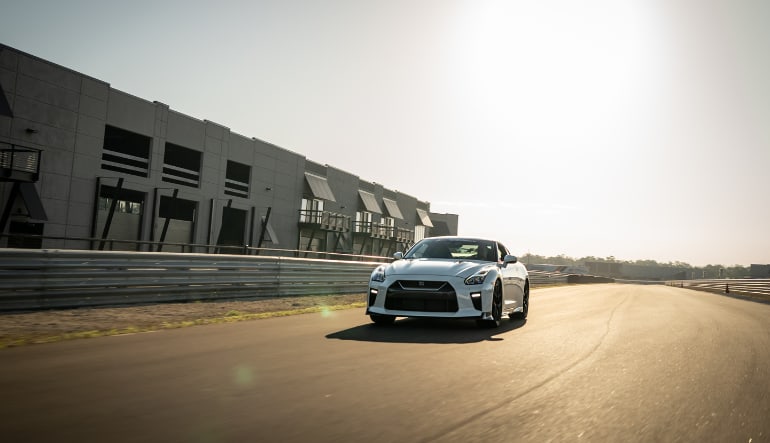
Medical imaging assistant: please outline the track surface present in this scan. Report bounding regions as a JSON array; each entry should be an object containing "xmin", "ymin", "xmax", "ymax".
[{"xmin": 1, "ymin": 284, "xmax": 768, "ymax": 442}]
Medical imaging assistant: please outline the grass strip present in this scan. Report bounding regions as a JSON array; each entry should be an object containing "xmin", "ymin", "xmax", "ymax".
[{"xmin": 0, "ymin": 301, "xmax": 366, "ymax": 349}]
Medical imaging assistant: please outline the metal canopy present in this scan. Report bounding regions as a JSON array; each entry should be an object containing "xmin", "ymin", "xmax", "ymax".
[
  {"xmin": 382, "ymin": 198, "xmax": 403, "ymax": 219},
  {"xmin": 416, "ymin": 208, "xmax": 433, "ymax": 227},
  {"xmin": 358, "ymin": 190, "xmax": 382, "ymax": 214},
  {"xmin": 304, "ymin": 173, "xmax": 336, "ymax": 202}
]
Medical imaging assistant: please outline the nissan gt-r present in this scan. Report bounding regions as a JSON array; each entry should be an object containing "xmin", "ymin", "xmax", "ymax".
[{"xmin": 366, "ymin": 236, "xmax": 529, "ymax": 327}]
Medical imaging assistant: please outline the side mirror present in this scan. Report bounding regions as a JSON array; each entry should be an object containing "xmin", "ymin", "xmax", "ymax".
[
  {"xmin": 503, "ymin": 254, "xmax": 518, "ymax": 264},
  {"xmin": 393, "ymin": 252, "xmax": 404, "ymax": 260}
]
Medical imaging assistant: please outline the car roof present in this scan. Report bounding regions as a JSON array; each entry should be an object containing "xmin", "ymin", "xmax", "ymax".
[{"xmin": 419, "ymin": 236, "xmax": 498, "ymax": 243}]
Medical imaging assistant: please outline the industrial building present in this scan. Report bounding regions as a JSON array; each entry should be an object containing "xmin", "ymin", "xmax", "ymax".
[
  {"xmin": 750, "ymin": 265, "xmax": 770, "ymax": 278},
  {"xmin": 585, "ymin": 261, "xmax": 690, "ymax": 281},
  {"xmin": 0, "ymin": 44, "xmax": 458, "ymax": 257}
]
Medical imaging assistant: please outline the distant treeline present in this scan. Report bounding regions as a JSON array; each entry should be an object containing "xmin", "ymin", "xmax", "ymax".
[{"xmin": 521, "ymin": 253, "xmax": 750, "ymax": 279}]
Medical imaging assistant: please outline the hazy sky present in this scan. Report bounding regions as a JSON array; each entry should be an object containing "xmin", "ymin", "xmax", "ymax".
[{"xmin": 2, "ymin": 0, "xmax": 768, "ymax": 266}]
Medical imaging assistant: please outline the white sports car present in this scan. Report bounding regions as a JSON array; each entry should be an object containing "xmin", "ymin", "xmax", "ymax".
[{"xmin": 366, "ymin": 236, "xmax": 529, "ymax": 327}]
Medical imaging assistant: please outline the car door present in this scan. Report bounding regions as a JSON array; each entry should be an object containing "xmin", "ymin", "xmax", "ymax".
[{"xmin": 497, "ymin": 242, "xmax": 523, "ymax": 310}]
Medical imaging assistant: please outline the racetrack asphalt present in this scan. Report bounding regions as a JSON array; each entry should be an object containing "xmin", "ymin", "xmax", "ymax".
[{"xmin": 0, "ymin": 284, "xmax": 768, "ymax": 442}]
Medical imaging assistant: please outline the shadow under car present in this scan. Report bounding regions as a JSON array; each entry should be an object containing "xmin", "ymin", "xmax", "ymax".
[{"xmin": 325, "ymin": 316, "xmax": 527, "ymax": 344}]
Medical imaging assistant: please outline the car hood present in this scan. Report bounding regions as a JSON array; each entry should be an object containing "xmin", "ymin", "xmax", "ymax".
[{"xmin": 387, "ymin": 258, "xmax": 492, "ymax": 278}]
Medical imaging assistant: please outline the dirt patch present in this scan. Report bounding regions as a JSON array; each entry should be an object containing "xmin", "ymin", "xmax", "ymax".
[{"xmin": 0, "ymin": 293, "xmax": 366, "ymax": 348}]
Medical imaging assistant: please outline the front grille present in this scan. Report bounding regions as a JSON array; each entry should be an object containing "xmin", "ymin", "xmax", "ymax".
[
  {"xmin": 384, "ymin": 280, "xmax": 458, "ymax": 312},
  {"xmin": 396, "ymin": 280, "xmax": 448, "ymax": 291}
]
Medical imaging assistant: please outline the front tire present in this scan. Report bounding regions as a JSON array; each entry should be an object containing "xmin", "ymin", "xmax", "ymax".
[
  {"xmin": 370, "ymin": 313, "xmax": 396, "ymax": 325},
  {"xmin": 510, "ymin": 281, "xmax": 529, "ymax": 320},
  {"xmin": 477, "ymin": 280, "xmax": 503, "ymax": 328}
]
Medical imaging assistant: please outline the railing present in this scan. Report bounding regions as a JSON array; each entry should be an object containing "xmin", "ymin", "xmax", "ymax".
[
  {"xmin": 614, "ymin": 279, "xmax": 667, "ymax": 285},
  {"xmin": 298, "ymin": 210, "xmax": 350, "ymax": 231},
  {"xmin": 0, "ymin": 248, "xmax": 383, "ymax": 311},
  {"xmin": 527, "ymin": 271, "xmax": 616, "ymax": 285},
  {"xmin": 667, "ymin": 279, "xmax": 770, "ymax": 300},
  {"xmin": 0, "ymin": 233, "xmax": 388, "ymax": 261},
  {"xmin": 353, "ymin": 222, "xmax": 404, "ymax": 239},
  {"xmin": 373, "ymin": 222, "xmax": 391, "ymax": 238},
  {"xmin": 353, "ymin": 221, "xmax": 372, "ymax": 234},
  {"xmin": 393, "ymin": 227, "xmax": 413, "ymax": 242},
  {"xmin": 527, "ymin": 270, "xmax": 568, "ymax": 285},
  {"xmin": 0, "ymin": 247, "xmax": 634, "ymax": 311}
]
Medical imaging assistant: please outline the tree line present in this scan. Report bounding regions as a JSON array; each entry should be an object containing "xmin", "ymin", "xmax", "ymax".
[{"xmin": 520, "ymin": 253, "xmax": 750, "ymax": 279}]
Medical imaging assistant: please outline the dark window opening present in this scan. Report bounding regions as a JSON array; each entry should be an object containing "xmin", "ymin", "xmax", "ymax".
[
  {"xmin": 225, "ymin": 160, "xmax": 250, "ymax": 198},
  {"xmin": 101, "ymin": 125, "xmax": 151, "ymax": 178},
  {"xmin": 99, "ymin": 185, "xmax": 146, "ymax": 205},
  {"xmin": 226, "ymin": 182, "xmax": 249, "ymax": 192},
  {"xmin": 217, "ymin": 207, "xmax": 246, "ymax": 247},
  {"xmin": 159, "ymin": 196, "xmax": 196, "ymax": 221},
  {"xmin": 162, "ymin": 143, "xmax": 201, "ymax": 188},
  {"xmin": 157, "ymin": 196, "xmax": 196, "ymax": 250},
  {"xmin": 161, "ymin": 167, "xmax": 199, "ymax": 181},
  {"xmin": 164, "ymin": 143, "xmax": 201, "ymax": 171},
  {"xmin": 226, "ymin": 160, "xmax": 250, "ymax": 183},
  {"xmin": 101, "ymin": 153, "xmax": 148, "ymax": 169},
  {"xmin": 8, "ymin": 221, "xmax": 43, "ymax": 248}
]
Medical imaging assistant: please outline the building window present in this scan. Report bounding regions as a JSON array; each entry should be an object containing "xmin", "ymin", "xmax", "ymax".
[
  {"xmin": 98, "ymin": 197, "xmax": 142, "ymax": 214},
  {"xmin": 225, "ymin": 160, "xmax": 250, "ymax": 198},
  {"xmin": 355, "ymin": 211, "xmax": 372, "ymax": 233},
  {"xmin": 300, "ymin": 198, "xmax": 324, "ymax": 223},
  {"xmin": 162, "ymin": 143, "xmax": 201, "ymax": 188},
  {"xmin": 101, "ymin": 125, "xmax": 151, "ymax": 178},
  {"xmin": 414, "ymin": 225, "xmax": 426, "ymax": 242},
  {"xmin": 382, "ymin": 216, "xmax": 395, "ymax": 238}
]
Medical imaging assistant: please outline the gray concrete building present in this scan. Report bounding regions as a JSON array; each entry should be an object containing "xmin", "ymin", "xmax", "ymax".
[
  {"xmin": 750, "ymin": 264, "xmax": 770, "ymax": 279},
  {"xmin": 0, "ymin": 44, "xmax": 457, "ymax": 257},
  {"xmin": 585, "ymin": 261, "xmax": 690, "ymax": 281}
]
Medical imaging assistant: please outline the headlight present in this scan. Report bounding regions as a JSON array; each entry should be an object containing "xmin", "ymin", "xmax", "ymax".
[
  {"xmin": 464, "ymin": 269, "xmax": 489, "ymax": 285},
  {"xmin": 371, "ymin": 265, "xmax": 386, "ymax": 282}
]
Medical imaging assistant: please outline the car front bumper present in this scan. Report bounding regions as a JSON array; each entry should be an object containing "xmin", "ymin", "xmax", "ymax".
[{"xmin": 366, "ymin": 274, "xmax": 494, "ymax": 319}]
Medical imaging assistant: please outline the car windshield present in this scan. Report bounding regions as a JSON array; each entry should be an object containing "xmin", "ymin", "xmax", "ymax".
[{"xmin": 404, "ymin": 239, "xmax": 498, "ymax": 262}]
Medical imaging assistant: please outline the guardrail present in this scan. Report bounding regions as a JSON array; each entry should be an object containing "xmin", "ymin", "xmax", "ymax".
[
  {"xmin": 0, "ymin": 249, "xmax": 382, "ymax": 311},
  {"xmin": 0, "ymin": 233, "xmax": 388, "ymax": 261},
  {"xmin": 667, "ymin": 279, "xmax": 770, "ymax": 301},
  {"xmin": 0, "ymin": 249, "xmax": 628, "ymax": 311},
  {"xmin": 614, "ymin": 279, "xmax": 667, "ymax": 285},
  {"xmin": 527, "ymin": 271, "xmax": 616, "ymax": 285},
  {"xmin": 528, "ymin": 270, "xmax": 568, "ymax": 285}
]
